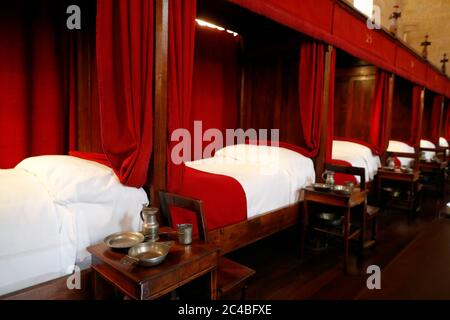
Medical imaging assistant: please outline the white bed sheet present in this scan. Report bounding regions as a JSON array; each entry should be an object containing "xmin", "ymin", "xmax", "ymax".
[
  {"xmin": 332, "ymin": 140, "xmax": 381, "ymax": 182},
  {"xmin": 420, "ymin": 139, "xmax": 436, "ymax": 161},
  {"xmin": 186, "ymin": 145, "xmax": 315, "ymax": 219},
  {"xmin": 387, "ymin": 140, "xmax": 416, "ymax": 167},
  {"xmin": 0, "ymin": 158, "xmax": 148, "ymax": 295}
]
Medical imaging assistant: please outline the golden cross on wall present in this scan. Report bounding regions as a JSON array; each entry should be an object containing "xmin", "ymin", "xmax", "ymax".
[{"xmin": 421, "ymin": 35, "xmax": 431, "ymax": 60}]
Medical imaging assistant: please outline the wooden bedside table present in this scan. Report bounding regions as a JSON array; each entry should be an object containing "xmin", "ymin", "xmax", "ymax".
[
  {"xmin": 420, "ymin": 160, "xmax": 447, "ymax": 195},
  {"xmin": 377, "ymin": 168, "xmax": 422, "ymax": 220},
  {"xmin": 87, "ymin": 238, "xmax": 220, "ymax": 300},
  {"xmin": 301, "ymin": 186, "xmax": 367, "ymax": 273}
]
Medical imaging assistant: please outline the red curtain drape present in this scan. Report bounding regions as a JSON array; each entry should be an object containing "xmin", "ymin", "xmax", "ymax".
[
  {"xmin": 369, "ymin": 70, "xmax": 391, "ymax": 155},
  {"xmin": 297, "ymin": 40, "xmax": 326, "ymax": 158},
  {"xmin": 167, "ymin": 0, "xmax": 197, "ymax": 192},
  {"xmin": 445, "ymin": 103, "xmax": 450, "ymax": 140},
  {"xmin": 409, "ymin": 86, "xmax": 423, "ymax": 147},
  {"xmin": 191, "ymin": 26, "xmax": 241, "ymax": 160},
  {"xmin": 430, "ymin": 95, "xmax": 444, "ymax": 142},
  {"xmin": 96, "ymin": 0, "xmax": 154, "ymax": 188},
  {"xmin": 0, "ymin": 1, "xmax": 67, "ymax": 168}
]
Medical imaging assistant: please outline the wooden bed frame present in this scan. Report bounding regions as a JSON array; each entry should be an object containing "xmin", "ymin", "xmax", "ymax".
[{"xmin": 149, "ymin": 0, "xmax": 335, "ymax": 255}]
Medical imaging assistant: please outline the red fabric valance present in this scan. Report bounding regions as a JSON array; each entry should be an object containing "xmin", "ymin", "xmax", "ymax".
[
  {"xmin": 369, "ymin": 70, "xmax": 391, "ymax": 154},
  {"xmin": 426, "ymin": 68, "xmax": 447, "ymax": 96},
  {"xmin": 297, "ymin": 40, "xmax": 326, "ymax": 158},
  {"xmin": 96, "ymin": 0, "xmax": 154, "ymax": 188},
  {"xmin": 167, "ymin": 0, "xmax": 197, "ymax": 192},
  {"xmin": 394, "ymin": 48, "xmax": 428, "ymax": 87},
  {"xmin": 331, "ymin": 5, "xmax": 396, "ymax": 73},
  {"xmin": 226, "ymin": 0, "xmax": 334, "ymax": 44}
]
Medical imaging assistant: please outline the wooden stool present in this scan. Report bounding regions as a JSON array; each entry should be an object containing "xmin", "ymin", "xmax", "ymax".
[{"xmin": 159, "ymin": 191, "xmax": 256, "ymax": 300}]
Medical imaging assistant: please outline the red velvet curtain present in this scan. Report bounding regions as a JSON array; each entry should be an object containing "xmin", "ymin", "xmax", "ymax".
[
  {"xmin": 191, "ymin": 26, "xmax": 241, "ymax": 160},
  {"xmin": 430, "ymin": 95, "xmax": 444, "ymax": 142},
  {"xmin": 0, "ymin": 1, "xmax": 67, "ymax": 168},
  {"xmin": 409, "ymin": 86, "xmax": 423, "ymax": 147},
  {"xmin": 167, "ymin": 0, "xmax": 197, "ymax": 192},
  {"xmin": 445, "ymin": 103, "xmax": 450, "ymax": 140},
  {"xmin": 96, "ymin": 0, "xmax": 154, "ymax": 188},
  {"xmin": 297, "ymin": 40, "xmax": 326, "ymax": 157},
  {"xmin": 369, "ymin": 70, "xmax": 391, "ymax": 154}
]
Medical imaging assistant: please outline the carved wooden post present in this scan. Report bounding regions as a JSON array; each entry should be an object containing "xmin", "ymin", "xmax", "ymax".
[
  {"xmin": 151, "ymin": 0, "xmax": 169, "ymax": 207},
  {"xmin": 315, "ymin": 45, "xmax": 334, "ymax": 182}
]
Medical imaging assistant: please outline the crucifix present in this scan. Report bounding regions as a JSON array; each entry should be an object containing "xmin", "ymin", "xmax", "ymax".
[
  {"xmin": 388, "ymin": 5, "xmax": 402, "ymax": 36},
  {"xmin": 441, "ymin": 53, "xmax": 448, "ymax": 74},
  {"xmin": 421, "ymin": 35, "xmax": 431, "ymax": 60}
]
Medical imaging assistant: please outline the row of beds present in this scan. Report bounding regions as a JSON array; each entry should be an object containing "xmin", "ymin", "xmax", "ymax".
[{"xmin": 0, "ymin": 138, "xmax": 447, "ymax": 296}]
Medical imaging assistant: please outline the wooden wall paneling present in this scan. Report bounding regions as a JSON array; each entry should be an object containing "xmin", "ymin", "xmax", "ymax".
[
  {"xmin": 333, "ymin": 66, "xmax": 376, "ymax": 142},
  {"xmin": 241, "ymin": 36, "xmax": 301, "ymax": 146},
  {"xmin": 390, "ymin": 77, "xmax": 413, "ymax": 142},
  {"xmin": 151, "ymin": 0, "xmax": 169, "ymax": 207},
  {"xmin": 315, "ymin": 45, "xmax": 334, "ymax": 182}
]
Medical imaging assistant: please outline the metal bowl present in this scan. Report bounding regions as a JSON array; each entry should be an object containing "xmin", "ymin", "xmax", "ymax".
[
  {"xmin": 333, "ymin": 185, "xmax": 351, "ymax": 195},
  {"xmin": 313, "ymin": 183, "xmax": 331, "ymax": 192},
  {"xmin": 104, "ymin": 231, "xmax": 145, "ymax": 249},
  {"xmin": 318, "ymin": 213, "xmax": 342, "ymax": 227},
  {"xmin": 127, "ymin": 241, "xmax": 174, "ymax": 267}
]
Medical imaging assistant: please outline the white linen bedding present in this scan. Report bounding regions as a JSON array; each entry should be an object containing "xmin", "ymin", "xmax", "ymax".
[
  {"xmin": 332, "ymin": 140, "xmax": 381, "ymax": 182},
  {"xmin": 420, "ymin": 139, "xmax": 436, "ymax": 161},
  {"xmin": 185, "ymin": 144, "xmax": 315, "ymax": 219},
  {"xmin": 387, "ymin": 140, "xmax": 415, "ymax": 167},
  {"xmin": 439, "ymin": 137, "xmax": 449, "ymax": 156},
  {"xmin": 0, "ymin": 156, "xmax": 148, "ymax": 295}
]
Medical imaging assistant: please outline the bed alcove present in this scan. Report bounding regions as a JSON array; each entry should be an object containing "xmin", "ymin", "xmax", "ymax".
[
  {"xmin": 330, "ymin": 49, "xmax": 393, "ymax": 188},
  {"xmin": 162, "ymin": 0, "xmax": 332, "ymax": 254}
]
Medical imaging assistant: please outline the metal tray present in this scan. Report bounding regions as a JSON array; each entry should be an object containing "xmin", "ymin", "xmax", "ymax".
[
  {"xmin": 313, "ymin": 183, "xmax": 331, "ymax": 192},
  {"xmin": 104, "ymin": 231, "xmax": 145, "ymax": 249}
]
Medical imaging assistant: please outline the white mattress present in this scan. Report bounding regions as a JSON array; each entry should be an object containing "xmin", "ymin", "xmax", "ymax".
[
  {"xmin": 387, "ymin": 140, "xmax": 415, "ymax": 167},
  {"xmin": 439, "ymin": 137, "xmax": 449, "ymax": 156},
  {"xmin": 420, "ymin": 139, "xmax": 436, "ymax": 161},
  {"xmin": 332, "ymin": 140, "xmax": 381, "ymax": 182},
  {"xmin": 186, "ymin": 144, "xmax": 315, "ymax": 219},
  {"xmin": 0, "ymin": 156, "xmax": 148, "ymax": 295}
]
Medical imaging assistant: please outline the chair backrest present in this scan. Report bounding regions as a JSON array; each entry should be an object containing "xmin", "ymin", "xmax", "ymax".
[
  {"xmin": 324, "ymin": 163, "xmax": 366, "ymax": 190},
  {"xmin": 159, "ymin": 191, "xmax": 208, "ymax": 242}
]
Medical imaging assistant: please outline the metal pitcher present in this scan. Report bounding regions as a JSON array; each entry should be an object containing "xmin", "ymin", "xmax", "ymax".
[
  {"xmin": 141, "ymin": 206, "xmax": 159, "ymax": 242},
  {"xmin": 321, "ymin": 170, "xmax": 335, "ymax": 187}
]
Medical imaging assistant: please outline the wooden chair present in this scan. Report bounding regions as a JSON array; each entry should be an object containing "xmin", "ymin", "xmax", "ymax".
[
  {"xmin": 159, "ymin": 191, "xmax": 255, "ymax": 300},
  {"xmin": 325, "ymin": 164, "xmax": 378, "ymax": 247}
]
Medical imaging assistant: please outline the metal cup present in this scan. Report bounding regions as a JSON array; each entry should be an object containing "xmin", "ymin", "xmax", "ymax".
[{"xmin": 177, "ymin": 224, "xmax": 193, "ymax": 245}]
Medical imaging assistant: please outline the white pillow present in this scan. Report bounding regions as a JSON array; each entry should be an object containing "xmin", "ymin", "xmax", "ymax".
[
  {"xmin": 439, "ymin": 137, "xmax": 449, "ymax": 148},
  {"xmin": 387, "ymin": 140, "xmax": 415, "ymax": 167},
  {"xmin": 420, "ymin": 140, "xmax": 436, "ymax": 161},
  {"xmin": 16, "ymin": 156, "xmax": 120, "ymax": 204}
]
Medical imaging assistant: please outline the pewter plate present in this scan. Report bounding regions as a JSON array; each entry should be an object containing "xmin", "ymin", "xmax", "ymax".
[{"xmin": 104, "ymin": 231, "xmax": 145, "ymax": 249}]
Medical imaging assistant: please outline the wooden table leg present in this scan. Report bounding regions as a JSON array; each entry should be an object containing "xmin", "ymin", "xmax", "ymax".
[
  {"xmin": 343, "ymin": 207, "xmax": 350, "ymax": 274},
  {"xmin": 360, "ymin": 201, "xmax": 367, "ymax": 255},
  {"xmin": 210, "ymin": 267, "xmax": 217, "ymax": 300},
  {"xmin": 300, "ymin": 201, "xmax": 309, "ymax": 258}
]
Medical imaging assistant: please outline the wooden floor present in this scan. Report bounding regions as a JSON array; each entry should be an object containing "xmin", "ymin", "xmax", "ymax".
[{"xmin": 225, "ymin": 185, "xmax": 449, "ymax": 300}]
